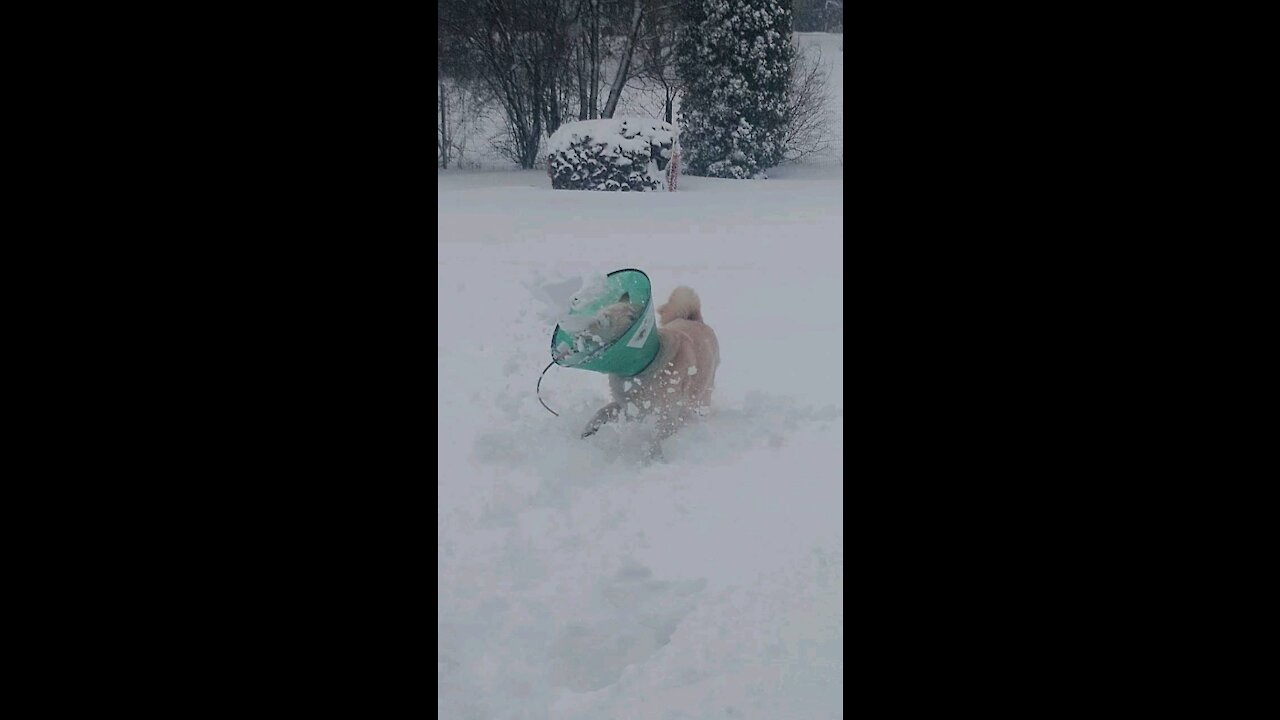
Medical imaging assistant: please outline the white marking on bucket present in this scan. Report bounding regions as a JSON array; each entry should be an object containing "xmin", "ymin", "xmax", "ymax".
[{"xmin": 627, "ymin": 310, "xmax": 654, "ymax": 348}]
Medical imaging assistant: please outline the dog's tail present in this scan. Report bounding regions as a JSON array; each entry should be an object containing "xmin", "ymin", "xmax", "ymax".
[{"xmin": 658, "ymin": 286, "xmax": 702, "ymax": 324}]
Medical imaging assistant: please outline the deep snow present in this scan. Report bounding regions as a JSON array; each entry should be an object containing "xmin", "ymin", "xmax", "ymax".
[{"xmin": 439, "ymin": 32, "xmax": 843, "ymax": 720}]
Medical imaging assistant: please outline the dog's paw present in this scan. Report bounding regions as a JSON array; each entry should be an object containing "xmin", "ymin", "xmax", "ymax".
[{"xmin": 582, "ymin": 428, "xmax": 597, "ymax": 439}]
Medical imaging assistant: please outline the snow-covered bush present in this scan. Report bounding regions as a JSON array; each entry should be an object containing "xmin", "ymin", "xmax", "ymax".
[
  {"xmin": 546, "ymin": 118, "xmax": 678, "ymax": 191},
  {"xmin": 676, "ymin": 0, "xmax": 794, "ymax": 179}
]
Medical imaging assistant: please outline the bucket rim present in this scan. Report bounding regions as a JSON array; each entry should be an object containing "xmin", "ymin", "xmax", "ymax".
[{"xmin": 550, "ymin": 268, "xmax": 654, "ymax": 370}]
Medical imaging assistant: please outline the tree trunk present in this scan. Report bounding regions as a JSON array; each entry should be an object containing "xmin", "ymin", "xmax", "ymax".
[
  {"xmin": 528, "ymin": 43, "xmax": 544, "ymax": 169},
  {"xmin": 548, "ymin": 81, "xmax": 562, "ymax": 136},
  {"xmin": 575, "ymin": 20, "xmax": 589, "ymax": 120},
  {"xmin": 602, "ymin": 1, "xmax": 644, "ymax": 119},
  {"xmin": 588, "ymin": 0, "xmax": 599, "ymax": 119},
  {"xmin": 577, "ymin": 47, "xmax": 589, "ymax": 120},
  {"xmin": 439, "ymin": 70, "xmax": 449, "ymax": 169}
]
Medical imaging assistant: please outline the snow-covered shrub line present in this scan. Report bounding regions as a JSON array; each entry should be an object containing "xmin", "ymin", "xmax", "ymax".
[{"xmin": 546, "ymin": 118, "xmax": 678, "ymax": 192}]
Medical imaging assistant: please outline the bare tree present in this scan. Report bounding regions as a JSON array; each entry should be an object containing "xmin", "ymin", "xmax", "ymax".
[
  {"xmin": 781, "ymin": 44, "xmax": 836, "ymax": 163},
  {"xmin": 441, "ymin": 0, "xmax": 579, "ymax": 168},
  {"xmin": 583, "ymin": 0, "xmax": 641, "ymax": 120},
  {"xmin": 602, "ymin": 0, "xmax": 644, "ymax": 118},
  {"xmin": 630, "ymin": 0, "xmax": 684, "ymax": 123},
  {"xmin": 573, "ymin": 0, "xmax": 591, "ymax": 119},
  {"xmin": 439, "ymin": 0, "xmax": 667, "ymax": 166},
  {"xmin": 439, "ymin": 76, "xmax": 496, "ymax": 169},
  {"xmin": 439, "ymin": 15, "xmax": 472, "ymax": 169},
  {"xmin": 589, "ymin": 0, "xmax": 600, "ymax": 118},
  {"xmin": 439, "ymin": 64, "xmax": 451, "ymax": 169}
]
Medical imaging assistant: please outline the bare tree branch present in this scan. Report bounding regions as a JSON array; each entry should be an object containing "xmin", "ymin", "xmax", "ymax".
[{"xmin": 781, "ymin": 44, "xmax": 835, "ymax": 163}]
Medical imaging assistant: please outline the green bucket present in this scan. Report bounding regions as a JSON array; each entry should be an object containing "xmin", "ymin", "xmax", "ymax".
[{"xmin": 550, "ymin": 268, "xmax": 660, "ymax": 377}]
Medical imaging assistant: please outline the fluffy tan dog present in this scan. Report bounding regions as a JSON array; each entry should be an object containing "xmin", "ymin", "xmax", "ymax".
[{"xmin": 582, "ymin": 286, "xmax": 720, "ymax": 460}]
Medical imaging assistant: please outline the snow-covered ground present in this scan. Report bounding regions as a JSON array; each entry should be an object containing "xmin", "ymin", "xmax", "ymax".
[{"xmin": 439, "ymin": 33, "xmax": 843, "ymax": 720}]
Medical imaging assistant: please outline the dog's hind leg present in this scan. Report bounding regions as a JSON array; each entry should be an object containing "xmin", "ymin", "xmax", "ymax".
[{"xmin": 582, "ymin": 402, "xmax": 623, "ymax": 438}]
